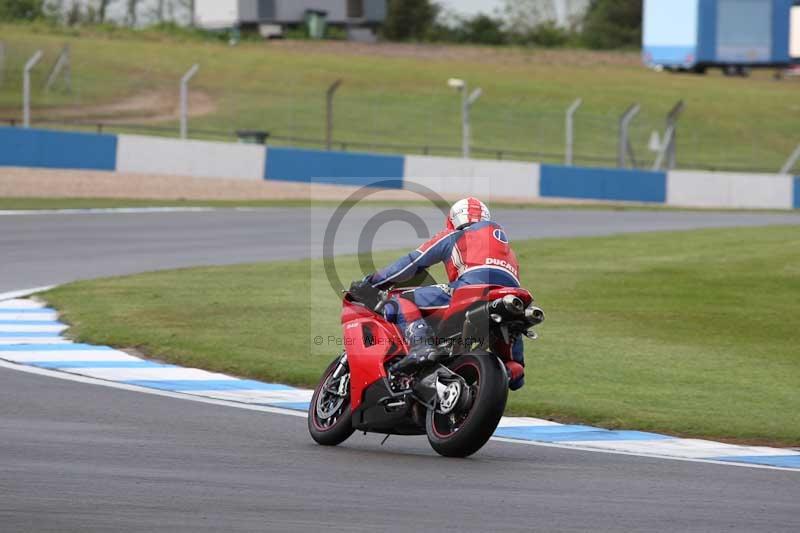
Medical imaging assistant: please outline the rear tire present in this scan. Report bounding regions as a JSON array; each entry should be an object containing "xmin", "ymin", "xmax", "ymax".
[
  {"xmin": 308, "ymin": 355, "xmax": 355, "ymax": 446},
  {"xmin": 425, "ymin": 352, "xmax": 508, "ymax": 458}
]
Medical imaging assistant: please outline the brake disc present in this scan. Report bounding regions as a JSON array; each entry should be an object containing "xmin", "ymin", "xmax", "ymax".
[{"xmin": 437, "ymin": 380, "xmax": 462, "ymax": 415}]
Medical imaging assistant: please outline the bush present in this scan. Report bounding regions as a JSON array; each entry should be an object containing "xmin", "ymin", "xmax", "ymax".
[
  {"xmin": 581, "ymin": 0, "xmax": 642, "ymax": 50},
  {"xmin": 510, "ymin": 21, "xmax": 575, "ymax": 48}
]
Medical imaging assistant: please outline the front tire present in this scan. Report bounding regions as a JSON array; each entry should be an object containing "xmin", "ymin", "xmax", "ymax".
[
  {"xmin": 425, "ymin": 352, "xmax": 508, "ymax": 458},
  {"xmin": 308, "ymin": 355, "xmax": 355, "ymax": 446}
]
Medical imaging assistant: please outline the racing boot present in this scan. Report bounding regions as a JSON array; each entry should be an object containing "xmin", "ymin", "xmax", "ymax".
[{"xmin": 389, "ymin": 319, "xmax": 442, "ymax": 375}]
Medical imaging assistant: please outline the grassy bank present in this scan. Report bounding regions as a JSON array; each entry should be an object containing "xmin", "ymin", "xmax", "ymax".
[
  {"xmin": 43, "ymin": 225, "xmax": 800, "ymax": 445},
  {"xmin": 1, "ymin": 24, "xmax": 798, "ymax": 172}
]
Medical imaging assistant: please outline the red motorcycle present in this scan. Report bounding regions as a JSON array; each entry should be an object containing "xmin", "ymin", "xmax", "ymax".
[{"xmin": 308, "ymin": 284, "xmax": 545, "ymax": 457}]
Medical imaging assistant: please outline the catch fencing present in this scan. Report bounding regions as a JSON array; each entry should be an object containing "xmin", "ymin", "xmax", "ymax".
[{"xmin": 0, "ymin": 38, "xmax": 797, "ymax": 175}]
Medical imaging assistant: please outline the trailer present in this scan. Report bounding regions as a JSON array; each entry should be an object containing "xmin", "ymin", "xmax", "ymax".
[{"xmin": 643, "ymin": 0, "xmax": 800, "ymax": 74}]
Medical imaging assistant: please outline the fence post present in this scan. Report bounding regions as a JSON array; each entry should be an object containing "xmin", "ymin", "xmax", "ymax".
[
  {"xmin": 45, "ymin": 44, "xmax": 72, "ymax": 93},
  {"xmin": 618, "ymin": 103, "xmax": 641, "ymax": 168},
  {"xmin": 652, "ymin": 100, "xmax": 685, "ymax": 171},
  {"xmin": 326, "ymin": 79, "xmax": 342, "ymax": 151},
  {"xmin": 0, "ymin": 42, "xmax": 6, "ymax": 88},
  {"xmin": 565, "ymin": 98, "xmax": 582, "ymax": 166},
  {"xmin": 23, "ymin": 50, "xmax": 44, "ymax": 129},
  {"xmin": 180, "ymin": 64, "xmax": 199, "ymax": 139},
  {"xmin": 665, "ymin": 100, "xmax": 684, "ymax": 170},
  {"xmin": 780, "ymin": 144, "xmax": 800, "ymax": 174}
]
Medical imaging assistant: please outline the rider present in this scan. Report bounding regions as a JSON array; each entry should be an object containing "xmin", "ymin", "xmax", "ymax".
[{"xmin": 350, "ymin": 197, "xmax": 525, "ymax": 390}]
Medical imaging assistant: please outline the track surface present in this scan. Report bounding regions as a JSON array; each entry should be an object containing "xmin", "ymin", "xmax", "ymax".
[
  {"xmin": 3, "ymin": 207, "xmax": 800, "ymax": 292},
  {"xmin": 2, "ymin": 207, "xmax": 799, "ymax": 532}
]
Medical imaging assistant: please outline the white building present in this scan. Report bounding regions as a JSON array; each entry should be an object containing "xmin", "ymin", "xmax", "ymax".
[{"xmin": 194, "ymin": 0, "xmax": 388, "ymax": 39}]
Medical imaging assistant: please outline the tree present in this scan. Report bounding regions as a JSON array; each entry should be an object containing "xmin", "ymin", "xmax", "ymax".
[
  {"xmin": 0, "ymin": 0, "xmax": 45, "ymax": 21},
  {"xmin": 581, "ymin": 0, "xmax": 642, "ymax": 49},
  {"xmin": 382, "ymin": 0, "xmax": 439, "ymax": 41},
  {"xmin": 96, "ymin": 0, "xmax": 115, "ymax": 23},
  {"xmin": 503, "ymin": 0, "xmax": 556, "ymax": 35},
  {"xmin": 125, "ymin": 0, "xmax": 140, "ymax": 26}
]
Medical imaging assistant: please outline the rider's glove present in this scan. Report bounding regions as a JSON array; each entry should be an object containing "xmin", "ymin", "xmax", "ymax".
[{"xmin": 349, "ymin": 276, "xmax": 381, "ymax": 309}]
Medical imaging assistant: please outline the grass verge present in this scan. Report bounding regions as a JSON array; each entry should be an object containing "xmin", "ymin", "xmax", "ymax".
[
  {"xmin": 43, "ymin": 226, "xmax": 800, "ymax": 445},
  {"xmin": 2, "ymin": 24, "xmax": 799, "ymax": 171}
]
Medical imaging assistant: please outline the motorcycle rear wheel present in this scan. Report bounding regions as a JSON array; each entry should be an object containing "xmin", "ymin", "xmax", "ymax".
[
  {"xmin": 308, "ymin": 355, "xmax": 355, "ymax": 446},
  {"xmin": 425, "ymin": 352, "xmax": 508, "ymax": 458}
]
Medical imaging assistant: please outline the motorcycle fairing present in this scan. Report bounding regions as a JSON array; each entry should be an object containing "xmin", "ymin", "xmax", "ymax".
[{"xmin": 341, "ymin": 299, "xmax": 405, "ymax": 411}]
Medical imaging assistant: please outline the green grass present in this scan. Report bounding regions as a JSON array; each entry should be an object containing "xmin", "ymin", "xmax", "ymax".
[
  {"xmin": 43, "ymin": 225, "xmax": 800, "ymax": 445},
  {"xmin": 1, "ymin": 23, "xmax": 799, "ymax": 172}
]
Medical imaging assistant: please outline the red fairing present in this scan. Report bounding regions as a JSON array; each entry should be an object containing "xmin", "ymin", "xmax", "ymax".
[
  {"xmin": 440, "ymin": 285, "xmax": 532, "ymax": 323},
  {"xmin": 340, "ymin": 299, "xmax": 405, "ymax": 411}
]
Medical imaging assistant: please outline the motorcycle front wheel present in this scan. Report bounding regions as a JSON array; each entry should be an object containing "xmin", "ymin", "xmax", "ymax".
[
  {"xmin": 425, "ymin": 352, "xmax": 508, "ymax": 458},
  {"xmin": 308, "ymin": 354, "xmax": 355, "ymax": 446}
]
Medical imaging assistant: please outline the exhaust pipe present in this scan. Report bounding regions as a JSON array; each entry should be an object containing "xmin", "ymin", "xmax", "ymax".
[
  {"xmin": 525, "ymin": 305, "xmax": 545, "ymax": 324},
  {"xmin": 489, "ymin": 295, "xmax": 524, "ymax": 317}
]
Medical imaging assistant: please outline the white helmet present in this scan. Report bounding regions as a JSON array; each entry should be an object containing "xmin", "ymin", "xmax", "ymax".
[{"xmin": 447, "ymin": 197, "xmax": 491, "ymax": 230}]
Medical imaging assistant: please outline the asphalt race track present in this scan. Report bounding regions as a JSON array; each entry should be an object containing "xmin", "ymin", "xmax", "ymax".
[{"xmin": 2, "ymin": 207, "xmax": 800, "ymax": 532}]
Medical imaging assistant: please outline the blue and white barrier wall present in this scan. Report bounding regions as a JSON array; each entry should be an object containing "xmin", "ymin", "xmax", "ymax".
[
  {"xmin": 668, "ymin": 170, "xmax": 796, "ymax": 210},
  {"xmin": 265, "ymin": 146, "xmax": 404, "ymax": 188},
  {"xmin": 541, "ymin": 165, "xmax": 666, "ymax": 204},
  {"xmin": 1, "ymin": 126, "xmax": 798, "ymax": 210},
  {"xmin": 116, "ymin": 134, "xmax": 266, "ymax": 181},
  {"xmin": 0, "ymin": 126, "xmax": 117, "ymax": 171},
  {"xmin": 403, "ymin": 155, "xmax": 540, "ymax": 200}
]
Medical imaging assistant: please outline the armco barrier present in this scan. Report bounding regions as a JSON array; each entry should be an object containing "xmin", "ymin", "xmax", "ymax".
[
  {"xmin": 117, "ymin": 134, "xmax": 265, "ymax": 181},
  {"xmin": 403, "ymin": 155, "xmax": 539, "ymax": 200},
  {"xmin": 265, "ymin": 146, "xmax": 404, "ymax": 188},
  {"xmin": 0, "ymin": 127, "xmax": 117, "ymax": 171},
  {"xmin": 540, "ymin": 164, "xmax": 667, "ymax": 203},
  {"xmin": 667, "ymin": 170, "xmax": 794, "ymax": 209}
]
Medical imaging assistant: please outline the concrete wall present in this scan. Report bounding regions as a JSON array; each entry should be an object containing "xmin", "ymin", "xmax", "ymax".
[
  {"xmin": 795, "ymin": 177, "xmax": 800, "ymax": 209},
  {"xmin": 541, "ymin": 164, "xmax": 667, "ymax": 203},
  {"xmin": 116, "ymin": 135, "xmax": 266, "ymax": 181},
  {"xmin": 667, "ymin": 170, "xmax": 794, "ymax": 209},
  {"xmin": 265, "ymin": 146, "xmax": 404, "ymax": 188},
  {"xmin": 403, "ymin": 155, "xmax": 539, "ymax": 200},
  {"xmin": 0, "ymin": 127, "xmax": 117, "ymax": 171},
  {"xmin": 1, "ymin": 127, "xmax": 797, "ymax": 211}
]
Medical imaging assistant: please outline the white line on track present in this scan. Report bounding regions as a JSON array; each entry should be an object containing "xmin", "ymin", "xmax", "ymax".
[
  {"xmin": 0, "ymin": 359, "xmax": 306, "ymax": 418},
  {"xmin": 2, "ymin": 358, "xmax": 797, "ymax": 472},
  {"xmin": 0, "ymin": 287, "xmax": 56, "ymax": 302},
  {"xmin": 2, "ymin": 287, "xmax": 798, "ymax": 472}
]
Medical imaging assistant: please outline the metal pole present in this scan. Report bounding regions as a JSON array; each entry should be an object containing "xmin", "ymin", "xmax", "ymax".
[
  {"xmin": 780, "ymin": 144, "xmax": 800, "ymax": 174},
  {"xmin": 326, "ymin": 79, "xmax": 342, "ymax": 151},
  {"xmin": 462, "ymin": 86, "xmax": 482, "ymax": 159},
  {"xmin": 180, "ymin": 64, "xmax": 200, "ymax": 139},
  {"xmin": 665, "ymin": 100, "xmax": 685, "ymax": 170},
  {"xmin": 565, "ymin": 98, "xmax": 582, "ymax": 166},
  {"xmin": 652, "ymin": 125, "xmax": 674, "ymax": 171},
  {"xmin": 23, "ymin": 51, "xmax": 44, "ymax": 129},
  {"xmin": 618, "ymin": 104, "xmax": 640, "ymax": 168},
  {"xmin": 0, "ymin": 42, "xmax": 6, "ymax": 88}
]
